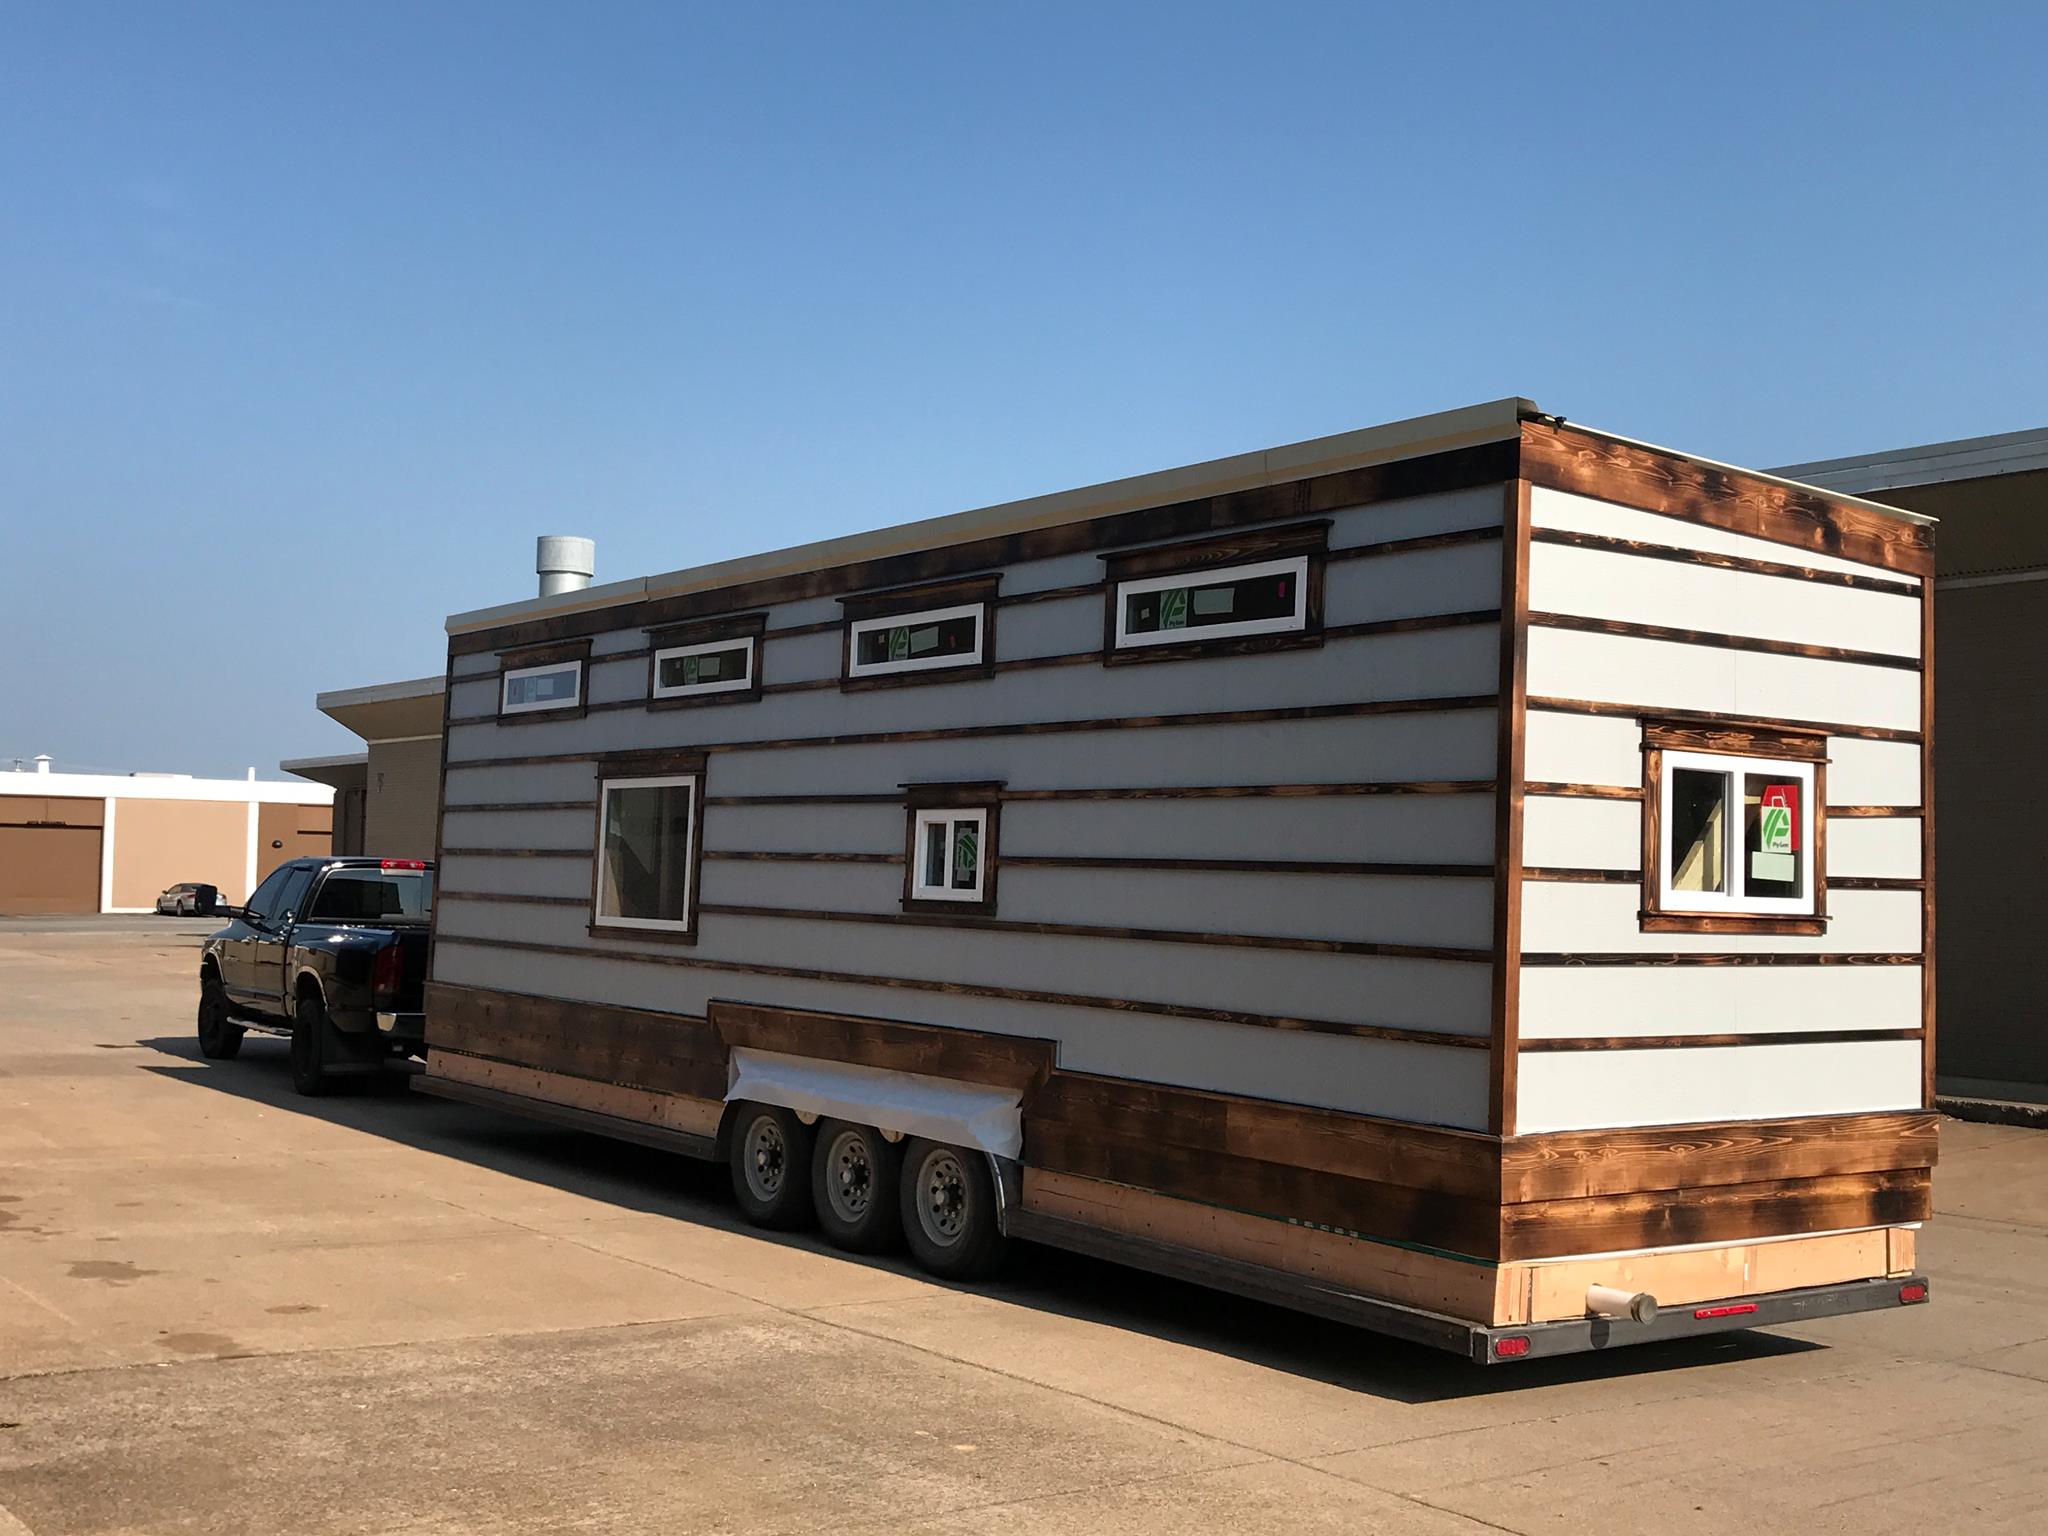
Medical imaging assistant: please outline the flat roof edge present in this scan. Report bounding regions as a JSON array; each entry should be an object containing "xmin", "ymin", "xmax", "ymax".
[
  {"xmin": 1772, "ymin": 424, "xmax": 2048, "ymax": 495},
  {"xmin": 444, "ymin": 397, "xmax": 1538, "ymax": 636},
  {"xmin": 313, "ymin": 675, "xmax": 448, "ymax": 710}
]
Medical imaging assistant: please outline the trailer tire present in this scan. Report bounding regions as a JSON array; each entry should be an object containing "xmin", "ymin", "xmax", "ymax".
[
  {"xmin": 811, "ymin": 1120, "xmax": 902, "ymax": 1254},
  {"xmin": 899, "ymin": 1138, "xmax": 1007, "ymax": 1281},
  {"xmin": 196, "ymin": 972, "xmax": 243, "ymax": 1061},
  {"xmin": 727, "ymin": 1102, "xmax": 813, "ymax": 1229},
  {"xmin": 289, "ymin": 994, "xmax": 336, "ymax": 1097}
]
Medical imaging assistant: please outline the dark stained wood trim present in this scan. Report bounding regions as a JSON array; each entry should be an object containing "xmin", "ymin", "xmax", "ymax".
[
  {"xmin": 1528, "ymin": 695, "xmax": 1920, "ymax": 745},
  {"xmin": 1518, "ymin": 420, "xmax": 1934, "ymax": 578},
  {"xmin": 1642, "ymin": 717, "xmax": 1830, "ymax": 761},
  {"xmin": 1526, "ymin": 781, "xmax": 1643, "ymax": 801},
  {"xmin": 495, "ymin": 637, "xmax": 591, "ymax": 725},
  {"xmin": 836, "ymin": 570, "xmax": 1003, "ymax": 617},
  {"xmin": 1832, "ymin": 875, "xmax": 1925, "ymax": 891},
  {"xmin": 424, "ymin": 649, "xmax": 457, "ymax": 982},
  {"xmin": 900, "ymin": 793, "xmax": 1002, "ymax": 917},
  {"xmin": 703, "ymin": 780, "xmax": 1496, "ymax": 807},
  {"xmin": 1527, "ymin": 526, "xmax": 1926, "ymax": 597},
  {"xmin": 1329, "ymin": 524, "xmax": 1504, "ymax": 563},
  {"xmin": 999, "ymin": 855, "xmax": 1494, "ymax": 878},
  {"xmin": 497, "ymin": 637, "xmax": 594, "ymax": 669},
  {"xmin": 443, "ymin": 693, "xmax": 1502, "ymax": 771},
  {"xmin": 839, "ymin": 574, "xmax": 1001, "ymax": 693},
  {"xmin": 1490, "ymin": 479, "xmax": 1530, "ymax": 1138},
  {"xmin": 425, "ymin": 981, "xmax": 725, "ymax": 1101},
  {"xmin": 702, "ymin": 850, "xmax": 899, "ymax": 864},
  {"xmin": 693, "ymin": 900, "xmax": 1492, "ymax": 965},
  {"xmin": 1519, "ymin": 1028, "xmax": 1920, "ymax": 1052},
  {"xmin": 438, "ymin": 890, "xmax": 586, "ymax": 906},
  {"xmin": 1829, "ymin": 804, "xmax": 1924, "ymax": 818},
  {"xmin": 1529, "ymin": 611, "xmax": 1920, "ymax": 672},
  {"xmin": 1502, "ymin": 1110, "xmax": 1938, "ymax": 1202},
  {"xmin": 713, "ymin": 1000, "xmax": 1054, "ymax": 1096},
  {"xmin": 593, "ymin": 747, "xmax": 708, "ymax": 777},
  {"xmin": 1920, "ymin": 558, "xmax": 1937, "ymax": 1107},
  {"xmin": 1521, "ymin": 951, "xmax": 1921, "ymax": 967},
  {"xmin": 1521, "ymin": 866, "xmax": 1640, "ymax": 883},
  {"xmin": 1638, "ymin": 913, "xmax": 1828, "ymax": 938},
  {"xmin": 448, "ymin": 437, "xmax": 1519, "ymax": 656},
  {"xmin": 432, "ymin": 929, "xmax": 1491, "ymax": 1049},
  {"xmin": 1097, "ymin": 518, "xmax": 1331, "ymax": 576},
  {"xmin": 646, "ymin": 611, "xmax": 766, "ymax": 711},
  {"xmin": 1497, "ymin": 1167, "xmax": 1930, "ymax": 1261}
]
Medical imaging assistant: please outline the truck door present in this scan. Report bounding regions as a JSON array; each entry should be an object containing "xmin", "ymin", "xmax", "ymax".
[
  {"xmin": 250, "ymin": 864, "xmax": 320, "ymax": 1014},
  {"xmin": 220, "ymin": 864, "xmax": 295, "ymax": 1008}
]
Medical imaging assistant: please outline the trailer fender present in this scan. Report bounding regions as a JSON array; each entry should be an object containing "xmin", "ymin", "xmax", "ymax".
[{"xmin": 726, "ymin": 1047, "xmax": 1024, "ymax": 1160}]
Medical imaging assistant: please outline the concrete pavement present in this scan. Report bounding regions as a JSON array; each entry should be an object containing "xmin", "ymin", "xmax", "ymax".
[{"xmin": 2, "ymin": 925, "xmax": 2044, "ymax": 1533}]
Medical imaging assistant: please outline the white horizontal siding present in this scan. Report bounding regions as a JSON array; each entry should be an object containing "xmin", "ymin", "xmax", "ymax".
[
  {"xmin": 1521, "ymin": 884, "xmax": 1921, "ymax": 955},
  {"xmin": 1515, "ymin": 1038, "xmax": 1923, "ymax": 1132},
  {"xmin": 1518, "ymin": 964, "xmax": 1923, "ymax": 1040},
  {"xmin": 1524, "ymin": 710, "xmax": 1641, "ymax": 788},
  {"xmin": 1528, "ymin": 542, "xmax": 1920, "ymax": 658},
  {"xmin": 1529, "ymin": 486, "xmax": 1922, "ymax": 587},
  {"xmin": 1827, "ymin": 740, "xmax": 1922, "ymax": 807},
  {"xmin": 1828, "ymin": 818, "xmax": 1923, "ymax": 879},
  {"xmin": 1526, "ymin": 628, "xmax": 1919, "ymax": 734},
  {"xmin": 1522, "ymin": 796, "xmax": 1638, "ymax": 870}
]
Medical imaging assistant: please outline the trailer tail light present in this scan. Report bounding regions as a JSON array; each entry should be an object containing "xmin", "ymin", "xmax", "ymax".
[
  {"xmin": 380, "ymin": 859, "xmax": 427, "ymax": 870},
  {"xmin": 1694, "ymin": 1303, "xmax": 1758, "ymax": 1320},
  {"xmin": 1492, "ymin": 1336, "xmax": 1530, "ymax": 1360},
  {"xmin": 1899, "ymin": 1283, "xmax": 1928, "ymax": 1304},
  {"xmin": 371, "ymin": 942, "xmax": 404, "ymax": 1004}
]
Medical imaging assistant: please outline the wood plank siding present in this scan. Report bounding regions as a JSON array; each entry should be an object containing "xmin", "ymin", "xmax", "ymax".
[{"xmin": 422, "ymin": 411, "xmax": 1934, "ymax": 1313}]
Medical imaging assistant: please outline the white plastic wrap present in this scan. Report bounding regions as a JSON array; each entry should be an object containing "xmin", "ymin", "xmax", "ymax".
[{"xmin": 725, "ymin": 1047, "xmax": 1024, "ymax": 1160}]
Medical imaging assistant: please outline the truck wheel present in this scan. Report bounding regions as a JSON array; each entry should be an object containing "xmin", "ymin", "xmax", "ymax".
[
  {"xmin": 900, "ymin": 1139, "xmax": 1008, "ymax": 1280},
  {"xmin": 727, "ymin": 1102, "xmax": 813, "ymax": 1229},
  {"xmin": 196, "ymin": 973, "xmax": 244, "ymax": 1061},
  {"xmin": 811, "ymin": 1120, "xmax": 902, "ymax": 1253},
  {"xmin": 290, "ymin": 994, "xmax": 336, "ymax": 1097}
]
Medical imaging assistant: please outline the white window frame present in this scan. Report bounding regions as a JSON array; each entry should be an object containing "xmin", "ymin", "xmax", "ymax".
[
  {"xmin": 1113, "ymin": 553, "xmax": 1311, "ymax": 650},
  {"xmin": 1657, "ymin": 749, "xmax": 1817, "ymax": 917},
  {"xmin": 501, "ymin": 659, "xmax": 583, "ymax": 716},
  {"xmin": 847, "ymin": 602, "xmax": 986, "ymax": 679},
  {"xmin": 909, "ymin": 807, "xmax": 988, "ymax": 903},
  {"xmin": 593, "ymin": 773, "xmax": 698, "ymax": 932},
  {"xmin": 652, "ymin": 636, "xmax": 756, "ymax": 699}
]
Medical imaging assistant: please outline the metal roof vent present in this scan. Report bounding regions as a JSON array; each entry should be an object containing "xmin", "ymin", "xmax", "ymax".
[{"xmin": 536, "ymin": 536, "xmax": 595, "ymax": 598}]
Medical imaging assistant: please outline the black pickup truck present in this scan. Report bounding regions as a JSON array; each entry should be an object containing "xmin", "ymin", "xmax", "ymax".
[{"xmin": 195, "ymin": 857, "xmax": 434, "ymax": 1095}]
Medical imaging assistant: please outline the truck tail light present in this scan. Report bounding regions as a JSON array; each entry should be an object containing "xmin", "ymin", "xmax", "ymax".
[
  {"xmin": 380, "ymin": 859, "xmax": 427, "ymax": 871},
  {"xmin": 372, "ymin": 942, "xmax": 404, "ymax": 1004}
]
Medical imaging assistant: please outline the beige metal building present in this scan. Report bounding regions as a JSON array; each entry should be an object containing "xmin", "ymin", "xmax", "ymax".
[
  {"xmin": 283, "ymin": 676, "xmax": 444, "ymax": 860},
  {"xmin": 0, "ymin": 759, "xmax": 334, "ymax": 915},
  {"xmin": 1778, "ymin": 426, "xmax": 2048, "ymax": 1104}
]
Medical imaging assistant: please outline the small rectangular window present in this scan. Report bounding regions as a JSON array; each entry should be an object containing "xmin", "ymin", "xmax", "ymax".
[
  {"xmin": 594, "ymin": 774, "xmax": 698, "ymax": 934},
  {"xmin": 848, "ymin": 603, "xmax": 986, "ymax": 679},
  {"xmin": 1116, "ymin": 555, "xmax": 1308, "ymax": 648},
  {"xmin": 1648, "ymin": 744, "xmax": 1821, "ymax": 927},
  {"xmin": 501, "ymin": 660, "xmax": 582, "ymax": 715},
  {"xmin": 909, "ymin": 808, "xmax": 988, "ymax": 902},
  {"xmin": 653, "ymin": 637, "xmax": 755, "ymax": 699}
]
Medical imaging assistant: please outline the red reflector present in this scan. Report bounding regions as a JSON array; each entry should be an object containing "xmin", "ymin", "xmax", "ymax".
[
  {"xmin": 1899, "ymin": 1283, "xmax": 1927, "ymax": 1304},
  {"xmin": 1694, "ymin": 1303, "xmax": 1759, "ymax": 1319},
  {"xmin": 1492, "ymin": 1336, "xmax": 1530, "ymax": 1359},
  {"xmin": 380, "ymin": 859, "xmax": 427, "ymax": 870}
]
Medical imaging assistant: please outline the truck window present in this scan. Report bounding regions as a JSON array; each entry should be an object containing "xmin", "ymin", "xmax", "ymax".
[
  {"xmin": 308, "ymin": 868, "xmax": 434, "ymax": 922},
  {"xmin": 242, "ymin": 865, "xmax": 295, "ymax": 923}
]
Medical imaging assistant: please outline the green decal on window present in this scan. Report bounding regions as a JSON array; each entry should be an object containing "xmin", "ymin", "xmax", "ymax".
[
  {"xmin": 682, "ymin": 656, "xmax": 701, "ymax": 686},
  {"xmin": 1159, "ymin": 588, "xmax": 1189, "ymax": 630},
  {"xmin": 952, "ymin": 823, "xmax": 978, "ymax": 886},
  {"xmin": 889, "ymin": 626, "xmax": 910, "ymax": 661}
]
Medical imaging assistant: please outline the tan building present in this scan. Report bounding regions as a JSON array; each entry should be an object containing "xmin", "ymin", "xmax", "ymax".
[
  {"xmin": 1777, "ymin": 426, "xmax": 2048, "ymax": 1105},
  {"xmin": 283, "ymin": 676, "xmax": 444, "ymax": 860},
  {"xmin": 0, "ymin": 758, "xmax": 334, "ymax": 915}
]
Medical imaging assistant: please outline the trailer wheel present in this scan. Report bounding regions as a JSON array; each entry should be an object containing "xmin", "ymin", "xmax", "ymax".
[
  {"xmin": 811, "ymin": 1120, "xmax": 902, "ymax": 1253},
  {"xmin": 727, "ymin": 1102, "xmax": 813, "ymax": 1229},
  {"xmin": 289, "ymin": 994, "xmax": 336, "ymax": 1097},
  {"xmin": 900, "ymin": 1138, "xmax": 1007, "ymax": 1280},
  {"xmin": 195, "ymin": 971, "xmax": 243, "ymax": 1061}
]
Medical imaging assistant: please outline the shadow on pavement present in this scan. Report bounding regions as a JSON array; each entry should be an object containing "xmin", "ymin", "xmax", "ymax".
[{"xmin": 133, "ymin": 1029, "xmax": 1822, "ymax": 1405}]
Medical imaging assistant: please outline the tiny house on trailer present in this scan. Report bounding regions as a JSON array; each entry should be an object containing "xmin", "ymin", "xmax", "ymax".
[{"xmin": 415, "ymin": 399, "xmax": 1937, "ymax": 1362}]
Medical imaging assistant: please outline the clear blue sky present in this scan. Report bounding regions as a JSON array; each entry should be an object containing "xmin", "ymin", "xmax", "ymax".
[{"xmin": 2, "ymin": 3, "xmax": 2042, "ymax": 778}]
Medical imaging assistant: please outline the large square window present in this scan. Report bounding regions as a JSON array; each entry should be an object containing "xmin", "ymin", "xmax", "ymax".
[{"xmin": 594, "ymin": 774, "xmax": 699, "ymax": 935}]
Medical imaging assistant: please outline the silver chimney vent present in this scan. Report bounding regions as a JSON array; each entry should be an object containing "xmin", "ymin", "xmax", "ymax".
[{"xmin": 536, "ymin": 535, "xmax": 595, "ymax": 597}]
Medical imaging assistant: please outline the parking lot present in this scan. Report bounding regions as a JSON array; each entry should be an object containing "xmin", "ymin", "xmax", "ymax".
[{"xmin": 1, "ymin": 922, "xmax": 2044, "ymax": 1535}]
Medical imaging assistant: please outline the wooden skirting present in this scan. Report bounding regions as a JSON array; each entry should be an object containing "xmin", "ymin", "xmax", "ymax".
[
  {"xmin": 425, "ymin": 981, "xmax": 726, "ymax": 1102},
  {"xmin": 709, "ymin": 999, "xmax": 1054, "ymax": 1095},
  {"xmin": 424, "ymin": 1049, "xmax": 724, "ymax": 1141}
]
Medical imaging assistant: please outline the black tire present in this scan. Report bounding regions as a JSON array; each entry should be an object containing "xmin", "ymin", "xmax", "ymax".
[
  {"xmin": 196, "ymin": 971, "xmax": 244, "ymax": 1061},
  {"xmin": 899, "ymin": 1138, "xmax": 1008, "ymax": 1280},
  {"xmin": 726, "ymin": 1102, "xmax": 814, "ymax": 1229},
  {"xmin": 290, "ymin": 993, "xmax": 335, "ymax": 1096},
  {"xmin": 811, "ymin": 1120, "xmax": 903, "ymax": 1253}
]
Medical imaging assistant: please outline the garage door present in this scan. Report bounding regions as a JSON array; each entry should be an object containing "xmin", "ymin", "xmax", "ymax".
[{"xmin": 0, "ymin": 797, "xmax": 105, "ymax": 914}]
